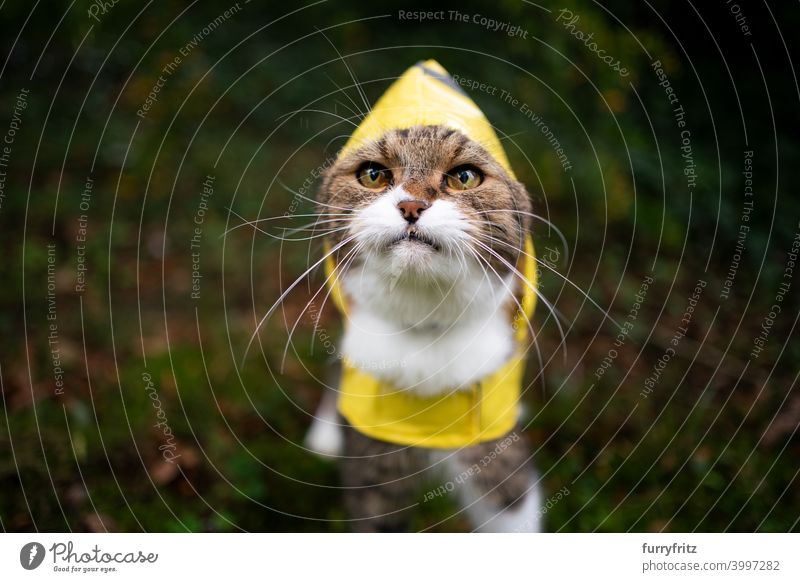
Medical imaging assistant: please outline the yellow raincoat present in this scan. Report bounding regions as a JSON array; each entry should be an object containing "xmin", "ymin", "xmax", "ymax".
[{"xmin": 325, "ymin": 60, "xmax": 537, "ymax": 448}]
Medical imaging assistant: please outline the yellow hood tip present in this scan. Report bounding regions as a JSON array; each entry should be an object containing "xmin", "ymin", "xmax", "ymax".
[{"xmin": 339, "ymin": 59, "xmax": 515, "ymax": 178}]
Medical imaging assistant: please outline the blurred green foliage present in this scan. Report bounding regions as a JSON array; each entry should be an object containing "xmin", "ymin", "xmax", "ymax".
[{"xmin": 0, "ymin": 1, "xmax": 798, "ymax": 532}]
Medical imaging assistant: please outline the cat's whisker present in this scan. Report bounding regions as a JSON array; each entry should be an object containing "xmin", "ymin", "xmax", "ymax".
[
  {"xmin": 274, "ymin": 226, "xmax": 347, "ymax": 237},
  {"xmin": 455, "ymin": 244, "xmax": 470, "ymax": 276},
  {"xmin": 223, "ymin": 211, "xmax": 349, "ymax": 243},
  {"xmin": 497, "ymin": 130, "xmax": 528, "ymax": 142},
  {"xmin": 472, "ymin": 250, "xmax": 548, "ymax": 390},
  {"xmin": 242, "ymin": 233, "xmax": 359, "ymax": 365},
  {"xmin": 478, "ymin": 209, "xmax": 569, "ymax": 262},
  {"xmin": 281, "ymin": 240, "xmax": 363, "ymax": 370},
  {"xmin": 276, "ymin": 217, "xmax": 353, "ymax": 234},
  {"xmin": 462, "ymin": 242, "xmax": 538, "ymax": 353},
  {"xmin": 322, "ymin": 133, "xmax": 355, "ymax": 157},
  {"xmin": 257, "ymin": 218, "xmax": 351, "ymax": 241},
  {"xmin": 472, "ymin": 231, "xmax": 621, "ymax": 333},
  {"xmin": 318, "ymin": 28, "xmax": 373, "ymax": 118},
  {"xmin": 221, "ymin": 211, "xmax": 348, "ymax": 238},
  {"xmin": 325, "ymin": 72, "xmax": 368, "ymax": 121},
  {"xmin": 310, "ymin": 240, "xmax": 365, "ymax": 353},
  {"xmin": 277, "ymin": 179, "xmax": 356, "ymax": 213},
  {"xmin": 265, "ymin": 226, "xmax": 352, "ymax": 243},
  {"xmin": 313, "ymin": 242, "xmax": 372, "ymax": 354},
  {"xmin": 458, "ymin": 241, "xmax": 496, "ymax": 299},
  {"xmin": 462, "ymin": 243, "xmax": 548, "ymax": 390},
  {"xmin": 273, "ymin": 217, "xmax": 351, "ymax": 233},
  {"xmin": 475, "ymin": 249, "xmax": 564, "ymax": 366},
  {"xmin": 297, "ymin": 212, "xmax": 354, "ymax": 248},
  {"xmin": 275, "ymin": 107, "xmax": 362, "ymax": 130},
  {"xmin": 468, "ymin": 236, "xmax": 569, "ymax": 358},
  {"xmin": 334, "ymin": 100, "xmax": 365, "ymax": 123},
  {"xmin": 470, "ymin": 234, "xmax": 567, "ymax": 333}
]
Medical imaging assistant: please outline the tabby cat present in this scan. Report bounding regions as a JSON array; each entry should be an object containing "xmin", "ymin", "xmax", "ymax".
[{"xmin": 306, "ymin": 124, "xmax": 543, "ymax": 532}]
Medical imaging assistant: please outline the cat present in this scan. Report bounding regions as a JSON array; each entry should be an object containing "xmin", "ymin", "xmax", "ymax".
[{"xmin": 305, "ymin": 124, "xmax": 544, "ymax": 532}]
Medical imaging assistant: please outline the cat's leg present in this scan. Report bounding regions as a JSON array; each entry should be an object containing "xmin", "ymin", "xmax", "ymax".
[
  {"xmin": 304, "ymin": 360, "xmax": 344, "ymax": 457},
  {"xmin": 339, "ymin": 422, "xmax": 422, "ymax": 532},
  {"xmin": 446, "ymin": 431, "xmax": 543, "ymax": 532},
  {"xmin": 304, "ymin": 385, "xmax": 344, "ymax": 457}
]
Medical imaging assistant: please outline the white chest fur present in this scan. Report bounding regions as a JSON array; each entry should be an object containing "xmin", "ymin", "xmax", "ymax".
[{"xmin": 340, "ymin": 260, "xmax": 517, "ymax": 397}]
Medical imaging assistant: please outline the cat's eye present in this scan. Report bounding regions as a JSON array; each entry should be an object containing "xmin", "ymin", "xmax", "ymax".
[
  {"xmin": 356, "ymin": 162, "xmax": 392, "ymax": 189},
  {"xmin": 445, "ymin": 166, "xmax": 483, "ymax": 190}
]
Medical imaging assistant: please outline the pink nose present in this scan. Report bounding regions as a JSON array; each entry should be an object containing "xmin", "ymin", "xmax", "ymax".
[{"xmin": 397, "ymin": 200, "xmax": 429, "ymax": 223}]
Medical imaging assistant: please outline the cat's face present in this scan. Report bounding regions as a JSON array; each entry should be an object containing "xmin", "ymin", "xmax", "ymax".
[{"xmin": 318, "ymin": 125, "xmax": 531, "ymax": 279}]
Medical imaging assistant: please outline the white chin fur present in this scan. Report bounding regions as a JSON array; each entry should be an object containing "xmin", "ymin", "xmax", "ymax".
[{"xmin": 340, "ymin": 186, "xmax": 518, "ymax": 396}]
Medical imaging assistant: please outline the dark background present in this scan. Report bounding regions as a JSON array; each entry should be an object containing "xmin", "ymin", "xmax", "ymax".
[{"xmin": 1, "ymin": 0, "xmax": 798, "ymax": 532}]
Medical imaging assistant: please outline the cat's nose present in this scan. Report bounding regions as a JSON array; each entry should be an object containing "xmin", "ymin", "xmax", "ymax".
[{"xmin": 397, "ymin": 199, "xmax": 430, "ymax": 224}]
